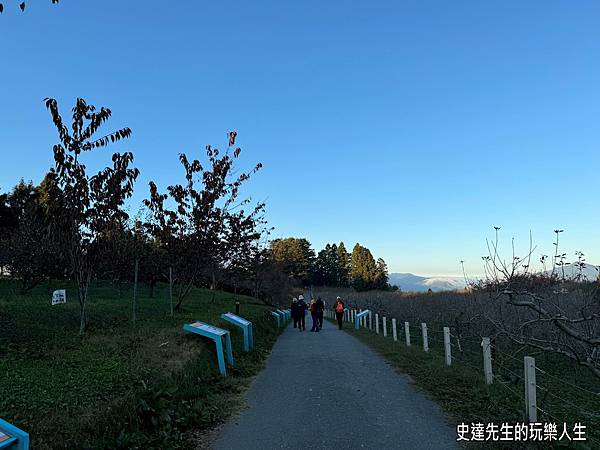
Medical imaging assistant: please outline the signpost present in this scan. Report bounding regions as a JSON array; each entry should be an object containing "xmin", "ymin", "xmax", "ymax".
[
  {"xmin": 51, "ymin": 289, "xmax": 66, "ymax": 306},
  {"xmin": 0, "ymin": 418, "xmax": 28, "ymax": 450},
  {"xmin": 183, "ymin": 321, "xmax": 234, "ymax": 376},
  {"xmin": 355, "ymin": 310, "xmax": 370, "ymax": 330},
  {"xmin": 221, "ymin": 312, "xmax": 254, "ymax": 352}
]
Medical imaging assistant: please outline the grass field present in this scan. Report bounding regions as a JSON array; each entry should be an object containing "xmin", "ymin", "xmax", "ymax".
[
  {"xmin": 339, "ymin": 320, "xmax": 600, "ymax": 450},
  {"xmin": 0, "ymin": 279, "xmax": 281, "ymax": 449}
]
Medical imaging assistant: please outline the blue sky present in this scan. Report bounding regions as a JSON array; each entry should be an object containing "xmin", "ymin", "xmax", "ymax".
[{"xmin": 1, "ymin": 1, "xmax": 599, "ymax": 276}]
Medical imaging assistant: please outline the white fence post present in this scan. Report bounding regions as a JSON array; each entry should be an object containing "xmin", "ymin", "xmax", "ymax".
[
  {"xmin": 421, "ymin": 323, "xmax": 429, "ymax": 352},
  {"xmin": 369, "ymin": 311, "xmax": 372, "ymax": 330},
  {"xmin": 392, "ymin": 318, "xmax": 398, "ymax": 341},
  {"xmin": 404, "ymin": 321, "xmax": 410, "ymax": 346},
  {"xmin": 524, "ymin": 356, "xmax": 537, "ymax": 422},
  {"xmin": 482, "ymin": 337, "xmax": 493, "ymax": 385},
  {"xmin": 358, "ymin": 309, "xmax": 362, "ymax": 328},
  {"xmin": 443, "ymin": 327, "xmax": 451, "ymax": 366},
  {"xmin": 383, "ymin": 317, "xmax": 388, "ymax": 337},
  {"xmin": 375, "ymin": 314, "xmax": 380, "ymax": 334}
]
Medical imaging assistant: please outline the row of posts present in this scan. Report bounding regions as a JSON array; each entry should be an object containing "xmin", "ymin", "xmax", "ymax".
[{"xmin": 327, "ymin": 307, "xmax": 539, "ymax": 422}]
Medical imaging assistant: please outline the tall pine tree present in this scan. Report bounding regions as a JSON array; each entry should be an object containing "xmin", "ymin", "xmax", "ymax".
[
  {"xmin": 350, "ymin": 244, "xmax": 378, "ymax": 291},
  {"xmin": 336, "ymin": 242, "xmax": 351, "ymax": 287}
]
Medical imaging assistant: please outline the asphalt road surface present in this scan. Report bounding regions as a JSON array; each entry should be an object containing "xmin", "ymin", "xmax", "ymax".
[{"xmin": 213, "ymin": 318, "xmax": 460, "ymax": 450}]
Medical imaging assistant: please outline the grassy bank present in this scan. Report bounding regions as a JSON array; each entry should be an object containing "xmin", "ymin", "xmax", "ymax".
[
  {"xmin": 0, "ymin": 279, "xmax": 281, "ymax": 449},
  {"xmin": 340, "ymin": 322, "xmax": 599, "ymax": 450}
]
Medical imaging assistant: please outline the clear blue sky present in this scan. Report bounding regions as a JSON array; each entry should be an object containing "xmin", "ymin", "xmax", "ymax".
[{"xmin": 1, "ymin": 1, "xmax": 599, "ymax": 276}]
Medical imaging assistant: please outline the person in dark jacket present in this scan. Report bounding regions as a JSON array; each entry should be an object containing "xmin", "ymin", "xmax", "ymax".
[
  {"xmin": 334, "ymin": 296, "xmax": 345, "ymax": 330},
  {"xmin": 316, "ymin": 297, "xmax": 325, "ymax": 328},
  {"xmin": 291, "ymin": 297, "xmax": 299, "ymax": 328},
  {"xmin": 296, "ymin": 295, "xmax": 307, "ymax": 331},
  {"xmin": 309, "ymin": 299, "xmax": 320, "ymax": 332}
]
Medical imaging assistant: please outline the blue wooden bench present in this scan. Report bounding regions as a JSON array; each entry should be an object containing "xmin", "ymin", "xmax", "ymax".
[
  {"xmin": 183, "ymin": 322, "xmax": 234, "ymax": 376},
  {"xmin": 221, "ymin": 312, "xmax": 254, "ymax": 352},
  {"xmin": 276, "ymin": 309, "xmax": 288, "ymax": 322},
  {"xmin": 0, "ymin": 419, "xmax": 28, "ymax": 450}
]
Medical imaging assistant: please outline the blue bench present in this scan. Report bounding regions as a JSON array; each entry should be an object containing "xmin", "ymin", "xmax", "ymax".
[
  {"xmin": 271, "ymin": 311, "xmax": 283, "ymax": 327},
  {"xmin": 221, "ymin": 312, "xmax": 254, "ymax": 352},
  {"xmin": 0, "ymin": 419, "xmax": 28, "ymax": 450},
  {"xmin": 276, "ymin": 309, "xmax": 288, "ymax": 322},
  {"xmin": 183, "ymin": 322, "xmax": 234, "ymax": 376}
]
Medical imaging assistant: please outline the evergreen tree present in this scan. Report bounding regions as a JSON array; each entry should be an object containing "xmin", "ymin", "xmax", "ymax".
[
  {"xmin": 350, "ymin": 243, "xmax": 378, "ymax": 291},
  {"xmin": 269, "ymin": 237, "xmax": 315, "ymax": 285},
  {"xmin": 374, "ymin": 257, "xmax": 389, "ymax": 290},
  {"xmin": 336, "ymin": 241, "xmax": 351, "ymax": 287},
  {"xmin": 313, "ymin": 244, "xmax": 331, "ymax": 286}
]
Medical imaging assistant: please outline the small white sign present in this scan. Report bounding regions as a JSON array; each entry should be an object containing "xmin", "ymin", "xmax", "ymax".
[{"xmin": 52, "ymin": 289, "xmax": 66, "ymax": 305}]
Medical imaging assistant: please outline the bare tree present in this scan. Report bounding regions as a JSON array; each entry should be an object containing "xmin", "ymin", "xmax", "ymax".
[{"xmin": 481, "ymin": 228, "xmax": 600, "ymax": 379}]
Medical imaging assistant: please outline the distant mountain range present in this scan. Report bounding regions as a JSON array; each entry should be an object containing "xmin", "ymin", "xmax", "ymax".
[
  {"xmin": 388, "ymin": 273, "xmax": 466, "ymax": 292},
  {"xmin": 544, "ymin": 263, "xmax": 599, "ymax": 281},
  {"xmin": 390, "ymin": 264, "xmax": 600, "ymax": 293}
]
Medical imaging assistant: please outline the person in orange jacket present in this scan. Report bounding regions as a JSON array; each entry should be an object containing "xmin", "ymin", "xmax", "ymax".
[{"xmin": 334, "ymin": 296, "xmax": 345, "ymax": 330}]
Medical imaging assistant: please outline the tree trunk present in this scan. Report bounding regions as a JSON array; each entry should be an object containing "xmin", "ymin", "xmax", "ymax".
[
  {"xmin": 174, "ymin": 280, "xmax": 193, "ymax": 311},
  {"xmin": 149, "ymin": 277, "xmax": 156, "ymax": 298},
  {"xmin": 78, "ymin": 278, "xmax": 87, "ymax": 334},
  {"xmin": 169, "ymin": 267, "xmax": 173, "ymax": 317},
  {"xmin": 132, "ymin": 258, "xmax": 139, "ymax": 324},
  {"xmin": 211, "ymin": 272, "xmax": 217, "ymax": 303},
  {"xmin": 77, "ymin": 270, "xmax": 92, "ymax": 335}
]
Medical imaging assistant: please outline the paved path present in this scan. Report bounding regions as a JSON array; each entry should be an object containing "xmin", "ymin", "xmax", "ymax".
[{"xmin": 213, "ymin": 319, "xmax": 460, "ymax": 450}]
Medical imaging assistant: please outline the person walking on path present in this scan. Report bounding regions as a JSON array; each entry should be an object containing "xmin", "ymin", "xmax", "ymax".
[
  {"xmin": 316, "ymin": 297, "xmax": 324, "ymax": 329},
  {"xmin": 335, "ymin": 296, "xmax": 345, "ymax": 330},
  {"xmin": 309, "ymin": 299, "xmax": 320, "ymax": 332},
  {"xmin": 291, "ymin": 297, "xmax": 299, "ymax": 328},
  {"xmin": 296, "ymin": 295, "xmax": 307, "ymax": 331}
]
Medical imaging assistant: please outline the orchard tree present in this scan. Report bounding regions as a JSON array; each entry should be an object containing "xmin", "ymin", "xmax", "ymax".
[
  {"xmin": 220, "ymin": 203, "xmax": 269, "ymax": 298},
  {"xmin": 3, "ymin": 180, "xmax": 60, "ymax": 292},
  {"xmin": 0, "ymin": 188, "xmax": 17, "ymax": 275},
  {"xmin": 144, "ymin": 132, "xmax": 262, "ymax": 310},
  {"xmin": 44, "ymin": 97, "xmax": 139, "ymax": 334},
  {"xmin": 94, "ymin": 220, "xmax": 135, "ymax": 297}
]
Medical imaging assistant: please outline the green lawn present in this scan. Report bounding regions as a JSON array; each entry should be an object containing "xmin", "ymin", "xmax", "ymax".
[
  {"xmin": 339, "ymin": 321, "xmax": 600, "ymax": 450},
  {"xmin": 0, "ymin": 279, "xmax": 281, "ymax": 449}
]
